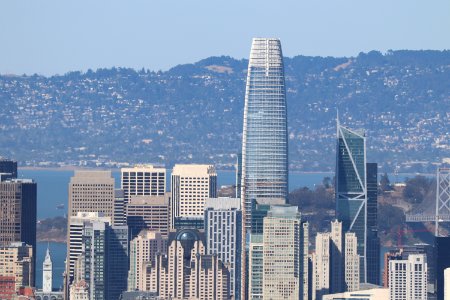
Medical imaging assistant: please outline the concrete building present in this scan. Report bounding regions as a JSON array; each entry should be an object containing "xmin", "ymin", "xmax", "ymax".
[
  {"xmin": 127, "ymin": 230, "xmax": 166, "ymax": 291},
  {"xmin": 204, "ymin": 197, "xmax": 242, "ymax": 299},
  {"xmin": 330, "ymin": 220, "xmax": 344, "ymax": 293},
  {"xmin": 323, "ymin": 286, "xmax": 389, "ymax": 300},
  {"xmin": 389, "ymin": 254, "xmax": 427, "ymax": 300},
  {"xmin": 0, "ymin": 243, "xmax": 33, "ymax": 295},
  {"xmin": 248, "ymin": 234, "xmax": 263, "ymax": 300},
  {"xmin": 120, "ymin": 165, "xmax": 166, "ymax": 204},
  {"xmin": 0, "ymin": 178, "xmax": 37, "ymax": 279},
  {"xmin": 345, "ymin": 233, "xmax": 360, "ymax": 292},
  {"xmin": 445, "ymin": 267, "xmax": 450, "ymax": 300},
  {"xmin": 126, "ymin": 193, "xmax": 170, "ymax": 238},
  {"xmin": 68, "ymin": 171, "xmax": 115, "ymax": 218},
  {"xmin": 313, "ymin": 233, "xmax": 331, "ymax": 300},
  {"xmin": 262, "ymin": 205, "xmax": 308, "ymax": 300},
  {"xmin": 145, "ymin": 229, "xmax": 229, "ymax": 299},
  {"xmin": 170, "ymin": 164, "xmax": 217, "ymax": 227}
]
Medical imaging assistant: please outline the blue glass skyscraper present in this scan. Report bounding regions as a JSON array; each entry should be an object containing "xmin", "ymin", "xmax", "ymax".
[
  {"xmin": 335, "ymin": 117, "xmax": 379, "ymax": 284},
  {"xmin": 241, "ymin": 38, "xmax": 288, "ymax": 230},
  {"xmin": 240, "ymin": 37, "xmax": 288, "ymax": 299}
]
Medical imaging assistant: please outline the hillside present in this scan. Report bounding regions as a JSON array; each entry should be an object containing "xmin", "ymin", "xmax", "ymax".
[{"xmin": 1, "ymin": 50, "xmax": 449, "ymax": 172}]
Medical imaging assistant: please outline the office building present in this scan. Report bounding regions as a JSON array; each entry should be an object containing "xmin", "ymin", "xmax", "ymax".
[
  {"xmin": 127, "ymin": 230, "xmax": 166, "ymax": 291},
  {"xmin": 331, "ymin": 220, "xmax": 344, "ymax": 293},
  {"xmin": 313, "ymin": 232, "xmax": 331, "ymax": 300},
  {"xmin": 345, "ymin": 232, "xmax": 360, "ymax": 292},
  {"xmin": 248, "ymin": 234, "xmax": 263, "ymax": 300},
  {"xmin": 388, "ymin": 254, "xmax": 427, "ymax": 300},
  {"xmin": 113, "ymin": 189, "xmax": 126, "ymax": 226},
  {"xmin": 0, "ymin": 178, "xmax": 37, "ymax": 282},
  {"xmin": 126, "ymin": 193, "xmax": 170, "ymax": 238},
  {"xmin": 445, "ymin": 267, "xmax": 450, "ymax": 300},
  {"xmin": 263, "ymin": 205, "xmax": 308, "ymax": 300},
  {"xmin": 0, "ymin": 243, "xmax": 33, "ymax": 295},
  {"xmin": 366, "ymin": 162, "xmax": 380, "ymax": 285},
  {"xmin": 67, "ymin": 212, "xmax": 128, "ymax": 300},
  {"xmin": 240, "ymin": 38, "xmax": 288, "ymax": 299},
  {"xmin": 336, "ymin": 118, "xmax": 378, "ymax": 283},
  {"xmin": 68, "ymin": 171, "xmax": 115, "ymax": 218},
  {"xmin": 437, "ymin": 237, "xmax": 450, "ymax": 300},
  {"xmin": 323, "ymin": 286, "xmax": 389, "ymax": 300},
  {"xmin": 236, "ymin": 153, "xmax": 242, "ymax": 198},
  {"xmin": 120, "ymin": 165, "xmax": 166, "ymax": 204},
  {"xmin": 145, "ymin": 229, "xmax": 229, "ymax": 299},
  {"xmin": 383, "ymin": 249, "xmax": 403, "ymax": 288},
  {"xmin": 0, "ymin": 158, "xmax": 17, "ymax": 178},
  {"xmin": 170, "ymin": 164, "xmax": 217, "ymax": 227},
  {"xmin": 204, "ymin": 197, "xmax": 242, "ymax": 299}
]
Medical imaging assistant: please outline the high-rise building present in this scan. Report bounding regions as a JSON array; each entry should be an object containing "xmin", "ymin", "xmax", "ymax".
[
  {"xmin": 366, "ymin": 162, "xmax": 380, "ymax": 285},
  {"xmin": 68, "ymin": 171, "xmax": 115, "ymax": 218},
  {"xmin": 113, "ymin": 189, "xmax": 126, "ymax": 226},
  {"xmin": 68, "ymin": 213, "xmax": 128, "ymax": 300},
  {"xmin": 263, "ymin": 206, "xmax": 308, "ymax": 300},
  {"xmin": 127, "ymin": 230, "xmax": 166, "ymax": 291},
  {"xmin": 236, "ymin": 153, "xmax": 242, "ymax": 198},
  {"xmin": 344, "ymin": 232, "xmax": 360, "ymax": 292},
  {"xmin": 170, "ymin": 164, "xmax": 217, "ymax": 227},
  {"xmin": 145, "ymin": 229, "xmax": 229, "ymax": 299},
  {"xmin": 445, "ymin": 267, "xmax": 450, "ymax": 300},
  {"xmin": 336, "ymin": 118, "xmax": 378, "ymax": 283},
  {"xmin": 240, "ymin": 38, "xmax": 288, "ymax": 299},
  {"xmin": 383, "ymin": 249, "xmax": 403, "ymax": 288},
  {"xmin": 388, "ymin": 254, "xmax": 427, "ymax": 300},
  {"xmin": 67, "ymin": 213, "xmax": 111, "ymax": 281},
  {"xmin": 42, "ymin": 246, "xmax": 52, "ymax": 293},
  {"xmin": 436, "ymin": 237, "xmax": 450, "ymax": 300},
  {"xmin": 0, "ymin": 158, "xmax": 17, "ymax": 179},
  {"xmin": 248, "ymin": 234, "xmax": 263, "ymax": 300},
  {"xmin": 120, "ymin": 165, "xmax": 166, "ymax": 204},
  {"xmin": 204, "ymin": 197, "xmax": 242, "ymax": 299},
  {"xmin": 126, "ymin": 193, "xmax": 170, "ymax": 238},
  {"xmin": 330, "ymin": 220, "xmax": 344, "ymax": 293},
  {"xmin": 0, "ymin": 242, "xmax": 34, "ymax": 295},
  {"xmin": 313, "ymin": 232, "xmax": 331, "ymax": 300},
  {"xmin": 0, "ymin": 178, "xmax": 37, "ymax": 282}
]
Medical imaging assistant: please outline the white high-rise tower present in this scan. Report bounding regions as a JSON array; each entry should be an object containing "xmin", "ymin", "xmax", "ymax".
[{"xmin": 43, "ymin": 245, "xmax": 52, "ymax": 293}]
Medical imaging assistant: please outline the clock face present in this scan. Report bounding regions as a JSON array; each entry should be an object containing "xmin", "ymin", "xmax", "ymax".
[{"xmin": 45, "ymin": 274, "xmax": 51, "ymax": 280}]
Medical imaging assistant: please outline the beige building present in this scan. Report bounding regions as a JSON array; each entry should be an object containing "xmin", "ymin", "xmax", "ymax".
[
  {"xmin": 389, "ymin": 254, "xmax": 427, "ymax": 300},
  {"xmin": 323, "ymin": 286, "xmax": 389, "ymax": 300},
  {"xmin": 313, "ymin": 232, "xmax": 331, "ymax": 300},
  {"xmin": 121, "ymin": 165, "xmax": 166, "ymax": 203},
  {"xmin": 262, "ymin": 206, "xmax": 308, "ymax": 300},
  {"xmin": 170, "ymin": 164, "xmax": 217, "ymax": 226},
  {"xmin": 345, "ymin": 233, "xmax": 360, "ymax": 292},
  {"xmin": 145, "ymin": 229, "xmax": 229, "ymax": 300},
  {"xmin": 127, "ymin": 230, "xmax": 166, "ymax": 291},
  {"xmin": 69, "ymin": 280, "xmax": 89, "ymax": 300},
  {"xmin": 0, "ymin": 243, "xmax": 33, "ymax": 293},
  {"xmin": 68, "ymin": 171, "xmax": 115, "ymax": 218},
  {"xmin": 126, "ymin": 194, "xmax": 170, "ymax": 238}
]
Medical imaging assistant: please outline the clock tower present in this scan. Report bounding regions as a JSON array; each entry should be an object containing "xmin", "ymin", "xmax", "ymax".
[{"xmin": 43, "ymin": 245, "xmax": 52, "ymax": 293}]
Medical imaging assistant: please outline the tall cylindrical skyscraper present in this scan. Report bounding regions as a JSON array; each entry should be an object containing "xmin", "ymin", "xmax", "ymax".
[{"xmin": 240, "ymin": 37, "xmax": 288, "ymax": 299}]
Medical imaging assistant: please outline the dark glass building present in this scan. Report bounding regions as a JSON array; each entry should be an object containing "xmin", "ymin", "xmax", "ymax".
[
  {"xmin": 0, "ymin": 158, "xmax": 17, "ymax": 179},
  {"xmin": 436, "ymin": 237, "xmax": 450, "ymax": 300},
  {"xmin": 336, "ymin": 119, "xmax": 379, "ymax": 284}
]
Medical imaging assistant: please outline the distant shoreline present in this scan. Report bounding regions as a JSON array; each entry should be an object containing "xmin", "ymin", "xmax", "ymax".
[{"xmin": 19, "ymin": 166, "xmax": 434, "ymax": 177}]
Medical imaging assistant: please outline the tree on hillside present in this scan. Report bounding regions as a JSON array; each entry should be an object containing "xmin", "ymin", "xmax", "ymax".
[
  {"xmin": 403, "ymin": 176, "xmax": 434, "ymax": 204},
  {"xmin": 380, "ymin": 172, "xmax": 392, "ymax": 192}
]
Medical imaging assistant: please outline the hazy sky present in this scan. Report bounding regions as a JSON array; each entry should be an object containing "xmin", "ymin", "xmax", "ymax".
[{"xmin": 1, "ymin": 0, "xmax": 449, "ymax": 75}]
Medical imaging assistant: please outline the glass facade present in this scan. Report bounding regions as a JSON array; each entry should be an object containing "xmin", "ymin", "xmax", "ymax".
[
  {"xmin": 241, "ymin": 38, "xmax": 288, "ymax": 231},
  {"xmin": 335, "ymin": 121, "xmax": 368, "ymax": 283}
]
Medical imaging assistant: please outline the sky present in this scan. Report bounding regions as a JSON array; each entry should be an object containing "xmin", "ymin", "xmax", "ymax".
[{"xmin": 1, "ymin": 0, "xmax": 449, "ymax": 76}]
